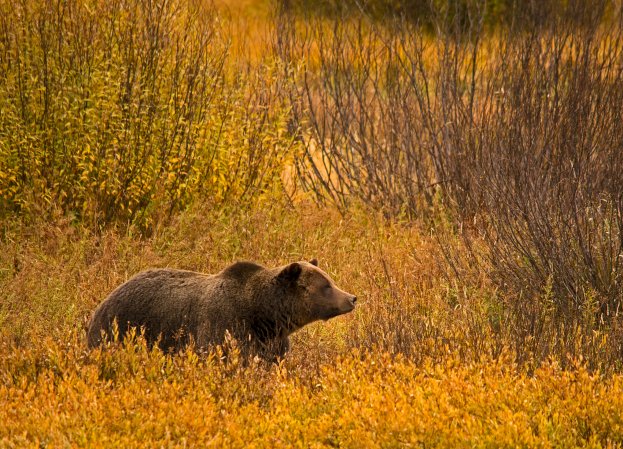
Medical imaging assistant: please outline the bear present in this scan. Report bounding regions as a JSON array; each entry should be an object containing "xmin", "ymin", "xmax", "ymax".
[{"xmin": 87, "ymin": 259, "xmax": 357, "ymax": 360}]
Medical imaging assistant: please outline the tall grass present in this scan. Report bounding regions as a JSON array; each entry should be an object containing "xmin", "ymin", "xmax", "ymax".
[{"xmin": 3, "ymin": 333, "xmax": 623, "ymax": 448}]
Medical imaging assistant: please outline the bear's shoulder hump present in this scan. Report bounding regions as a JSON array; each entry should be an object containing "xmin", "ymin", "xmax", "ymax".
[{"xmin": 219, "ymin": 261, "xmax": 265, "ymax": 281}]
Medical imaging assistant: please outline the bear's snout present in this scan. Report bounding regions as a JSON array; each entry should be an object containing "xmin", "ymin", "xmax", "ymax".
[
  {"xmin": 345, "ymin": 295, "xmax": 357, "ymax": 310},
  {"xmin": 340, "ymin": 294, "xmax": 357, "ymax": 312}
]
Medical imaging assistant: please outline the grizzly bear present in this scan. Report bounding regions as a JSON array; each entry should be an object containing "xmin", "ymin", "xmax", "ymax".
[{"xmin": 87, "ymin": 259, "xmax": 356, "ymax": 359}]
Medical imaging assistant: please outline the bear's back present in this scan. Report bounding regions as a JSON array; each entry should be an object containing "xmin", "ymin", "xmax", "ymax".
[
  {"xmin": 88, "ymin": 268, "xmax": 216, "ymax": 347},
  {"xmin": 88, "ymin": 264, "xmax": 271, "ymax": 348}
]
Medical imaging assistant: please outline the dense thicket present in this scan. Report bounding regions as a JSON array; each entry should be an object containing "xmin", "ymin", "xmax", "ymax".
[
  {"xmin": 0, "ymin": 0, "xmax": 293, "ymax": 229},
  {"xmin": 278, "ymin": 0, "xmax": 623, "ymax": 355}
]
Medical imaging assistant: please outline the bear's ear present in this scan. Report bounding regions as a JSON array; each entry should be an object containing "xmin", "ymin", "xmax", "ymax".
[
  {"xmin": 277, "ymin": 262, "xmax": 302, "ymax": 284},
  {"xmin": 309, "ymin": 258, "xmax": 318, "ymax": 267}
]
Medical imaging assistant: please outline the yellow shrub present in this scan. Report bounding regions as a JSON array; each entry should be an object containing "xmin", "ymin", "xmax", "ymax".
[
  {"xmin": 0, "ymin": 0, "xmax": 297, "ymax": 230},
  {"xmin": 1, "ymin": 336, "xmax": 622, "ymax": 448}
]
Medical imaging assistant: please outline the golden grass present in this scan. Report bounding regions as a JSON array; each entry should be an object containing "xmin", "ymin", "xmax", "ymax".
[
  {"xmin": 1, "ymin": 202, "xmax": 622, "ymax": 446},
  {"xmin": 2, "ymin": 335, "xmax": 623, "ymax": 448}
]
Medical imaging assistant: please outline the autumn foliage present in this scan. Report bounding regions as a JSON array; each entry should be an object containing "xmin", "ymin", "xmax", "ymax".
[{"xmin": 2, "ymin": 0, "xmax": 623, "ymax": 446}]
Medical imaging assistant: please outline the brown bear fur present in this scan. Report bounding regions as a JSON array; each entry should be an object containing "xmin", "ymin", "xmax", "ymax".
[{"xmin": 87, "ymin": 260, "xmax": 356, "ymax": 360}]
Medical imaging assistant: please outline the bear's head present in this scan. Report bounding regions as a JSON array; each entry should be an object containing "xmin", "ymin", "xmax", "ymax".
[{"xmin": 276, "ymin": 259, "xmax": 357, "ymax": 327}]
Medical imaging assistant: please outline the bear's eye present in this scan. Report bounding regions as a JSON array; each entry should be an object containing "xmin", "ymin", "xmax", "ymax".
[{"xmin": 323, "ymin": 283, "xmax": 332, "ymax": 292}]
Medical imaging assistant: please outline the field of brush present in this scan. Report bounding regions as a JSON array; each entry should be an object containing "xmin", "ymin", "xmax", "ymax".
[{"xmin": 2, "ymin": 0, "xmax": 623, "ymax": 447}]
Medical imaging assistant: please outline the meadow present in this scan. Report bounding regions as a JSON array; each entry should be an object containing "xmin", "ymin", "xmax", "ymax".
[{"xmin": 1, "ymin": 0, "xmax": 623, "ymax": 447}]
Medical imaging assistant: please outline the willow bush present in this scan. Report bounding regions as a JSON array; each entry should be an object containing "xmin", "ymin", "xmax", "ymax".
[{"xmin": 0, "ymin": 0, "xmax": 295, "ymax": 230}]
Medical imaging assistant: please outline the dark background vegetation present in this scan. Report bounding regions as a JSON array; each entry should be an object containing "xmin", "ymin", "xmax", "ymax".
[{"xmin": 279, "ymin": 0, "xmax": 623, "ymax": 367}]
